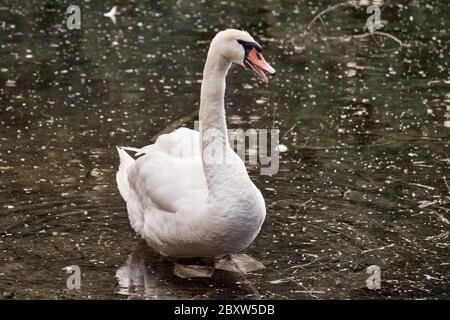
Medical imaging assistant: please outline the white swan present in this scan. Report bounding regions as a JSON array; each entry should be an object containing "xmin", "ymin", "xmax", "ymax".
[{"xmin": 116, "ymin": 29, "xmax": 276, "ymax": 258}]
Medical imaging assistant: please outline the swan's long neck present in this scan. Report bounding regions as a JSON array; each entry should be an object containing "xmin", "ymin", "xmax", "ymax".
[
  {"xmin": 199, "ymin": 46, "xmax": 238, "ymax": 191},
  {"xmin": 199, "ymin": 49, "xmax": 230, "ymax": 148}
]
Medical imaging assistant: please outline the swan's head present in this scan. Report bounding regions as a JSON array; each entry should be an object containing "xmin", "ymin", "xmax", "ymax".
[{"xmin": 211, "ymin": 29, "xmax": 276, "ymax": 83}]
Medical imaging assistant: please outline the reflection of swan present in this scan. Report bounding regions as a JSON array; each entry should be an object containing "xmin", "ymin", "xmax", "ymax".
[
  {"xmin": 116, "ymin": 241, "xmax": 260, "ymax": 300},
  {"xmin": 116, "ymin": 29, "xmax": 275, "ymax": 258}
]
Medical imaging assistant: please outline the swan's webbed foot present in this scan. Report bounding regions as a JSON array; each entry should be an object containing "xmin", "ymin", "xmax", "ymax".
[
  {"xmin": 215, "ymin": 254, "xmax": 265, "ymax": 273},
  {"xmin": 172, "ymin": 254, "xmax": 265, "ymax": 279},
  {"xmin": 173, "ymin": 263, "xmax": 215, "ymax": 278}
]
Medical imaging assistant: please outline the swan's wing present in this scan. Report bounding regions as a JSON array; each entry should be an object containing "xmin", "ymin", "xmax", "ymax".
[{"xmin": 121, "ymin": 128, "xmax": 208, "ymax": 214}]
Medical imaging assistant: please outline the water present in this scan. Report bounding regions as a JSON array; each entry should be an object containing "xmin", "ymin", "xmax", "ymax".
[{"xmin": 0, "ymin": 0, "xmax": 449, "ymax": 299}]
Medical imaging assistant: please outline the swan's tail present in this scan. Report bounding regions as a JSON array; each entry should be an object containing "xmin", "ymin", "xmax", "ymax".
[{"xmin": 116, "ymin": 146, "xmax": 135, "ymax": 202}]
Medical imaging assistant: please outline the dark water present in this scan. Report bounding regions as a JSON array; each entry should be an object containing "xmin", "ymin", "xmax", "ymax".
[{"xmin": 0, "ymin": 0, "xmax": 449, "ymax": 299}]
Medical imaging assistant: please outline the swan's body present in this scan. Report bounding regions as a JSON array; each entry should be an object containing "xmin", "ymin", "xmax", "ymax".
[{"xmin": 116, "ymin": 29, "xmax": 275, "ymax": 258}]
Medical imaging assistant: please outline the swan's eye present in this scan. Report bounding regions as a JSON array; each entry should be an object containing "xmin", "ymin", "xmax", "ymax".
[
  {"xmin": 237, "ymin": 39, "xmax": 251, "ymax": 50},
  {"xmin": 256, "ymin": 53, "xmax": 262, "ymax": 60},
  {"xmin": 237, "ymin": 40, "xmax": 263, "ymax": 55}
]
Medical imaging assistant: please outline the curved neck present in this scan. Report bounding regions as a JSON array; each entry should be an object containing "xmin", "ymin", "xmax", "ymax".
[
  {"xmin": 199, "ymin": 50, "xmax": 230, "ymax": 144},
  {"xmin": 199, "ymin": 47, "xmax": 234, "ymax": 189}
]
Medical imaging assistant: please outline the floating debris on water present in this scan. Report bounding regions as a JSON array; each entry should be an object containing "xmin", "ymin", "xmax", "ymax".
[
  {"xmin": 5, "ymin": 80, "xmax": 16, "ymax": 87},
  {"xmin": 276, "ymin": 144, "xmax": 288, "ymax": 153},
  {"xmin": 104, "ymin": 6, "xmax": 118, "ymax": 24}
]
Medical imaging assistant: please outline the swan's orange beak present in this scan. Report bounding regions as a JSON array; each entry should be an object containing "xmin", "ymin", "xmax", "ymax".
[{"xmin": 244, "ymin": 48, "xmax": 276, "ymax": 84}]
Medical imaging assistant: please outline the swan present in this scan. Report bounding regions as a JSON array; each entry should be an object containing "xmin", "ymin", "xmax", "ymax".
[{"xmin": 116, "ymin": 29, "xmax": 276, "ymax": 259}]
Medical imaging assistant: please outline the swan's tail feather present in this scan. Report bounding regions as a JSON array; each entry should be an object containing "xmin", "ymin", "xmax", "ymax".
[
  {"xmin": 120, "ymin": 146, "xmax": 152, "ymax": 157},
  {"xmin": 116, "ymin": 146, "xmax": 135, "ymax": 202}
]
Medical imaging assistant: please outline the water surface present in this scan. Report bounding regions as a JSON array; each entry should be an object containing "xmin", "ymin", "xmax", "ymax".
[{"xmin": 0, "ymin": 0, "xmax": 449, "ymax": 299}]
